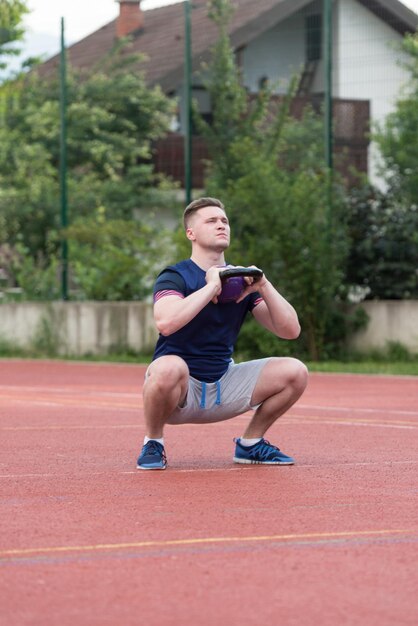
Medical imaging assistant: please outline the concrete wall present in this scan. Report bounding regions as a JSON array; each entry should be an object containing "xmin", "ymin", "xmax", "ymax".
[
  {"xmin": 348, "ymin": 300, "xmax": 418, "ymax": 353},
  {"xmin": 1, "ymin": 300, "xmax": 417, "ymax": 357},
  {"xmin": 0, "ymin": 302, "xmax": 158, "ymax": 356}
]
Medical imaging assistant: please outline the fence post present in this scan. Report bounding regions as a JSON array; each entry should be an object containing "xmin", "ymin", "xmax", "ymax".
[
  {"xmin": 184, "ymin": 0, "xmax": 192, "ymax": 205},
  {"xmin": 59, "ymin": 17, "xmax": 68, "ymax": 300},
  {"xmin": 323, "ymin": 0, "xmax": 333, "ymax": 173}
]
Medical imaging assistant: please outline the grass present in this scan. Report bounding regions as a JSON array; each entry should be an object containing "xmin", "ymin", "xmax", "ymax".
[
  {"xmin": 0, "ymin": 352, "xmax": 417, "ymax": 376},
  {"xmin": 0, "ymin": 339, "xmax": 417, "ymax": 375},
  {"xmin": 306, "ymin": 360, "xmax": 418, "ymax": 376},
  {"xmin": 306, "ymin": 342, "xmax": 418, "ymax": 375}
]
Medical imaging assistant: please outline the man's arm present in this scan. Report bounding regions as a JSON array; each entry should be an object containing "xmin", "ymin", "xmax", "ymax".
[
  {"xmin": 236, "ymin": 271, "xmax": 300, "ymax": 339},
  {"xmin": 251, "ymin": 281, "xmax": 300, "ymax": 339},
  {"xmin": 154, "ymin": 266, "xmax": 222, "ymax": 336}
]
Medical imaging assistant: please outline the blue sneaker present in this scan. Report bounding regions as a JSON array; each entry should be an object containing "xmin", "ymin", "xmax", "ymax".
[
  {"xmin": 233, "ymin": 437, "xmax": 295, "ymax": 465},
  {"xmin": 137, "ymin": 440, "xmax": 167, "ymax": 470}
]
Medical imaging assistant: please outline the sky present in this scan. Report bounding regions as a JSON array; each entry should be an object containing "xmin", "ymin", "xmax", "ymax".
[
  {"xmin": 15, "ymin": 1, "xmax": 181, "ymax": 66},
  {"xmin": 13, "ymin": 0, "xmax": 418, "ymax": 66}
]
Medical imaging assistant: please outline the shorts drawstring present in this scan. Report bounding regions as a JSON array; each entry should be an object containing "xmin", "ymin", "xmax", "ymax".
[
  {"xmin": 199, "ymin": 380, "xmax": 221, "ymax": 409},
  {"xmin": 200, "ymin": 382, "xmax": 207, "ymax": 409},
  {"xmin": 215, "ymin": 380, "xmax": 221, "ymax": 405}
]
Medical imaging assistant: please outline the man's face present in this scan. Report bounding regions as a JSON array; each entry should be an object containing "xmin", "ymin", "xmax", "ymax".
[{"xmin": 186, "ymin": 206, "xmax": 230, "ymax": 251}]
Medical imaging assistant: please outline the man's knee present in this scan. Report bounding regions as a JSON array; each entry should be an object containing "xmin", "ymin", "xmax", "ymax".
[
  {"xmin": 146, "ymin": 355, "xmax": 189, "ymax": 391},
  {"xmin": 252, "ymin": 357, "xmax": 307, "ymax": 405},
  {"xmin": 267, "ymin": 357, "xmax": 308, "ymax": 394},
  {"xmin": 285, "ymin": 358, "xmax": 309, "ymax": 391}
]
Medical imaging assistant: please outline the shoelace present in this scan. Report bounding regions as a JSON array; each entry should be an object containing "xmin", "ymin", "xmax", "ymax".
[
  {"xmin": 250, "ymin": 439, "xmax": 281, "ymax": 460},
  {"xmin": 144, "ymin": 440, "xmax": 166, "ymax": 460}
]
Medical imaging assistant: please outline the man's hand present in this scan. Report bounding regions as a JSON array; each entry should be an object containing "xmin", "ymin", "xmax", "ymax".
[
  {"xmin": 235, "ymin": 265, "xmax": 266, "ymax": 303},
  {"xmin": 205, "ymin": 265, "xmax": 224, "ymax": 304}
]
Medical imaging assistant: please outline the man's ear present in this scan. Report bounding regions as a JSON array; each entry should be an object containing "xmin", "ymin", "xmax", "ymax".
[{"xmin": 186, "ymin": 227, "xmax": 196, "ymax": 241}]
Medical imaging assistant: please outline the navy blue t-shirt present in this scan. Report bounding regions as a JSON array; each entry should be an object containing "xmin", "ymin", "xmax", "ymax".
[{"xmin": 152, "ymin": 259, "xmax": 261, "ymax": 382}]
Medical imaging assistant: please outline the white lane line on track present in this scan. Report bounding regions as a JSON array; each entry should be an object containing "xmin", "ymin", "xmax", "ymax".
[
  {"xmin": 0, "ymin": 399, "xmax": 142, "ymax": 411},
  {"xmin": 0, "ymin": 415, "xmax": 418, "ymax": 432},
  {"xmin": 0, "ymin": 394, "xmax": 418, "ymax": 423},
  {"xmin": 0, "ymin": 414, "xmax": 418, "ymax": 432},
  {"xmin": 1, "ymin": 397, "xmax": 416, "ymax": 421},
  {"xmin": 233, "ymin": 415, "xmax": 418, "ymax": 428},
  {"xmin": 139, "ymin": 460, "xmax": 418, "ymax": 473},
  {"xmin": 291, "ymin": 415, "xmax": 418, "ymax": 427},
  {"xmin": 0, "ymin": 385, "xmax": 142, "ymax": 398},
  {"xmin": 0, "ymin": 459, "xmax": 416, "ymax": 479},
  {"xmin": 1, "ymin": 424, "xmax": 142, "ymax": 431},
  {"xmin": 295, "ymin": 404, "xmax": 418, "ymax": 417},
  {"xmin": 1, "ymin": 386, "xmax": 417, "ymax": 415}
]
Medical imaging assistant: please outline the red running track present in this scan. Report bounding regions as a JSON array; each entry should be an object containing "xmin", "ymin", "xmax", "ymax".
[{"xmin": 0, "ymin": 359, "xmax": 417, "ymax": 626}]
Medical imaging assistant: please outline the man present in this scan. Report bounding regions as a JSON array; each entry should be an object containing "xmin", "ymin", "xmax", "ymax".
[{"xmin": 137, "ymin": 197, "xmax": 308, "ymax": 470}]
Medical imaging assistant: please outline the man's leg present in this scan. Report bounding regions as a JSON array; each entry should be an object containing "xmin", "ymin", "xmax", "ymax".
[
  {"xmin": 243, "ymin": 357, "xmax": 308, "ymax": 438},
  {"xmin": 233, "ymin": 357, "xmax": 308, "ymax": 465},
  {"xmin": 137, "ymin": 356, "xmax": 189, "ymax": 470},
  {"xmin": 142, "ymin": 355, "xmax": 189, "ymax": 438}
]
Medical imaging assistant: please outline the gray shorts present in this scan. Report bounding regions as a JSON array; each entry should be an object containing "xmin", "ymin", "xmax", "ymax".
[{"xmin": 166, "ymin": 358, "xmax": 271, "ymax": 425}]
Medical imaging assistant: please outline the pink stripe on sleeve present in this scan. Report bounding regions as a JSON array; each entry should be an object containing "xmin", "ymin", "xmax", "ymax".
[{"xmin": 154, "ymin": 290, "xmax": 185, "ymax": 303}]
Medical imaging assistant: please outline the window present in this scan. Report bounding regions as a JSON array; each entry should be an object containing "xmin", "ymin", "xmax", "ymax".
[{"xmin": 306, "ymin": 14, "xmax": 322, "ymax": 62}]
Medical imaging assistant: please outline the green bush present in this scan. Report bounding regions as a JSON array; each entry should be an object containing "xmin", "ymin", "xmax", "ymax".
[
  {"xmin": 346, "ymin": 185, "xmax": 418, "ymax": 299},
  {"xmin": 194, "ymin": 0, "xmax": 352, "ymax": 361},
  {"xmin": 206, "ymin": 128, "xmax": 350, "ymax": 360},
  {"xmin": 65, "ymin": 213, "xmax": 173, "ymax": 300}
]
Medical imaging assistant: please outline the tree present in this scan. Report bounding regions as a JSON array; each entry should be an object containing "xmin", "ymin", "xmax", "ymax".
[
  {"xmin": 196, "ymin": 0, "xmax": 292, "ymax": 188},
  {"xmin": 64, "ymin": 212, "xmax": 173, "ymax": 301},
  {"xmin": 0, "ymin": 0, "xmax": 28, "ymax": 73},
  {"xmin": 374, "ymin": 32, "xmax": 418, "ymax": 206},
  {"xmin": 190, "ymin": 0, "xmax": 350, "ymax": 360},
  {"xmin": 345, "ymin": 185, "xmax": 418, "ymax": 299},
  {"xmin": 350, "ymin": 31, "xmax": 418, "ymax": 300},
  {"xmin": 0, "ymin": 42, "xmax": 177, "ymax": 259},
  {"xmin": 0, "ymin": 40, "xmax": 180, "ymax": 300}
]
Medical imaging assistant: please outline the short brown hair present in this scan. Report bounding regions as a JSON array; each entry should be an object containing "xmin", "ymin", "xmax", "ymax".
[{"xmin": 183, "ymin": 197, "xmax": 225, "ymax": 229}]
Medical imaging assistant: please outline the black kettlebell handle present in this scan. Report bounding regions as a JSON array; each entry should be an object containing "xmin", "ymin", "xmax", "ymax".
[{"xmin": 219, "ymin": 267, "xmax": 263, "ymax": 281}]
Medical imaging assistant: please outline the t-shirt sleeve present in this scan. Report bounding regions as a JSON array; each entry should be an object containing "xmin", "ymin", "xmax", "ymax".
[
  {"xmin": 248, "ymin": 291, "xmax": 263, "ymax": 311},
  {"xmin": 153, "ymin": 270, "xmax": 186, "ymax": 303}
]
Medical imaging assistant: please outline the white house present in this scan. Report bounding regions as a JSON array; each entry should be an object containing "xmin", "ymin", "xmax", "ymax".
[{"xmin": 41, "ymin": 0, "xmax": 418, "ymax": 187}]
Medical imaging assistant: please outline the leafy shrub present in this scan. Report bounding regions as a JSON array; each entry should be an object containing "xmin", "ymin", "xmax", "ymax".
[
  {"xmin": 65, "ymin": 213, "xmax": 173, "ymax": 300},
  {"xmin": 346, "ymin": 185, "xmax": 418, "ymax": 299}
]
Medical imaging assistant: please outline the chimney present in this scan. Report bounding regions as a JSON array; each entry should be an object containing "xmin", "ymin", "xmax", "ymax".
[{"xmin": 116, "ymin": 0, "xmax": 144, "ymax": 38}]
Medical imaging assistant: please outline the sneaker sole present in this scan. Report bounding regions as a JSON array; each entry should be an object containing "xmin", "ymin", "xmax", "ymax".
[
  {"xmin": 136, "ymin": 464, "xmax": 167, "ymax": 470},
  {"xmin": 233, "ymin": 457, "xmax": 294, "ymax": 465}
]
